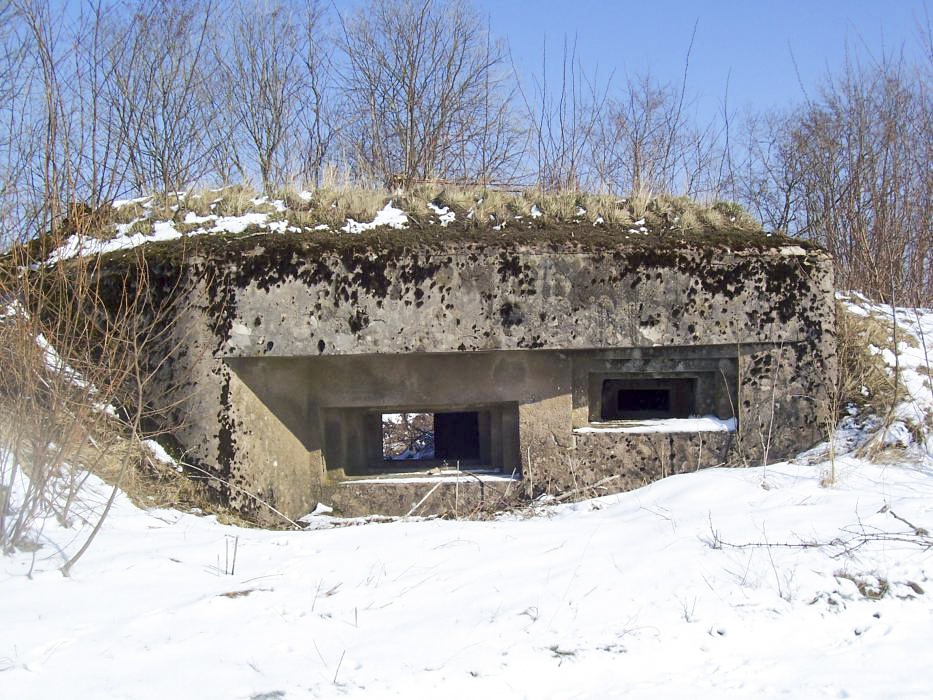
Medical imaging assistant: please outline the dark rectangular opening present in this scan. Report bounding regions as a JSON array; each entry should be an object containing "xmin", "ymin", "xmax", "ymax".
[
  {"xmin": 618, "ymin": 388, "xmax": 670, "ymax": 414},
  {"xmin": 601, "ymin": 378, "xmax": 696, "ymax": 420},
  {"xmin": 434, "ymin": 411, "xmax": 480, "ymax": 460},
  {"xmin": 382, "ymin": 411, "xmax": 480, "ymax": 462}
]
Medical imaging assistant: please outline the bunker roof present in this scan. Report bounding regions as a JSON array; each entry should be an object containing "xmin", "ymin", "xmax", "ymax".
[{"xmin": 20, "ymin": 189, "xmax": 825, "ymax": 269}]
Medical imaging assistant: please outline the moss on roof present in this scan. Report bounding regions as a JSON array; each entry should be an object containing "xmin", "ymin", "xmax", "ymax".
[
  {"xmin": 96, "ymin": 219, "xmax": 819, "ymax": 272},
  {"xmin": 10, "ymin": 186, "xmax": 826, "ymax": 275}
]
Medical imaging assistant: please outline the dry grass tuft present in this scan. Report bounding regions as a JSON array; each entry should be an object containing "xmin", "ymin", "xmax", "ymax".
[
  {"xmin": 834, "ymin": 302, "xmax": 910, "ymax": 416},
  {"xmin": 80, "ymin": 182, "xmax": 767, "ymax": 242}
]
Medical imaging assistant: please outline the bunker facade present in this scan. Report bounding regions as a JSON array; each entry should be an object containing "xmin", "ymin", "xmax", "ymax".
[{"xmin": 119, "ymin": 227, "xmax": 835, "ymax": 521}]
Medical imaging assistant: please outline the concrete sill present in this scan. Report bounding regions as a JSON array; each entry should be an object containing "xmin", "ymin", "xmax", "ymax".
[
  {"xmin": 575, "ymin": 416, "xmax": 737, "ymax": 435},
  {"xmin": 341, "ymin": 468, "xmax": 520, "ymax": 485}
]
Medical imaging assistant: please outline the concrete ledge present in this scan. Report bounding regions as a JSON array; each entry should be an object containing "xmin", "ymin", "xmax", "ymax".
[
  {"xmin": 574, "ymin": 416, "xmax": 737, "ymax": 434},
  {"xmin": 341, "ymin": 469, "xmax": 521, "ymax": 485}
]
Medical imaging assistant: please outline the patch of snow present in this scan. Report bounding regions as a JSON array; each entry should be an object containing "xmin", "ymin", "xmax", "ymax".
[
  {"xmin": 342, "ymin": 202, "xmax": 408, "ymax": 234},
  {"xmin": 575, "ymin": 206, "xmax": 587, "ymax": 216},
  {"xmin": 211, "ymin": 212, "xmax": 269, "ymax": 234},
  {"xmin": 298, "ymin": 502, "xmax": 334, "ymax": 521},
  {"xmin": 35, "ymin": 333, "xmax": 89, "ymax": 389},
  {"xmin": 575, "ymin": 416, "xmax": 737, "ymax": 434},
  {"xmin": 386, "ymin": 444, "xmax": 435, "ymax": 460},
  {"xmin": 111, "ymin": 196, "xmax": 152, "ymax": 209},
  {"xmin": 531, "ymin": 204, "xmax": 543, "ymax": 219},
  {"xmin": 297, "ymin": 191, "xmax": 314, "ymax": 202},
  {"xmin": 427, "ymin": 202, "xmax": 456, "ymax": 226},
  {"xmin": 114, "ymin": 218, "xmax": 144, "ymax": 237},
  {"xmin": 841, "ymin": 296, "xmax": 933, "ymax": 440},
  {"xmin": 345, "ymin": 469, "xmax": 519, "ymax": 484},
  {"xmin": 183, "ymin": 212, "xmax": 217, "ymax": 225},
  {"xmin": 143, "ymin": 439, "xmax": 180, "ymax": 472},
  {"xmin": 883, "ymin": 421, "xmax": 913, "ymax": 448},
  {"xmin": 633, "ymin": 217, "xmax": 645, "ymax": 226},
  {"xmin": 593, "ymin": 215, "xmax": 604, "ymax": 226},
  {"xmin": 780, "ymin": 246, "xmax": 808, "ymax": 256},
  {"xmin": 313, "ymin": 224, "xmax": 330, "ymax": 231},
  {"xmin": 45, "ymin": 211, "xmax": 274, "ymax": 263}
]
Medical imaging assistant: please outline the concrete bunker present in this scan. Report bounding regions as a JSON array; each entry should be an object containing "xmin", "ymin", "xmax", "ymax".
[{"xmin": 108, "ymin": 223, "xmax": 836, "ymax": 521}]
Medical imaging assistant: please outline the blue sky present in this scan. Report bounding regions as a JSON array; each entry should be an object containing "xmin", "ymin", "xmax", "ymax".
[{"xmin": 469, "ymin": 0, "xmax": 930, "ymax": 118}]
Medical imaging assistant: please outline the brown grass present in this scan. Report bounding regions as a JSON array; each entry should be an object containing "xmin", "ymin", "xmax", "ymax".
[
  {"xmin": 834, "ymin": 302, "xmax": 910, "ymax": 416},
  {"xmin": 90, "ymin": 183, "xmax": 768, "ymax": 241}
]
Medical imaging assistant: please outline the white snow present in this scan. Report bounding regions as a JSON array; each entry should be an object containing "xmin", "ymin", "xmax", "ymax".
[
  {"xmin": 428, "ymin": 202, "xmax": 456, "ymax": 226},
  {"xmin": 342, "ymin": 202, "xmax": 408, "ymax": 234},
  {"xmin": 3, "ymin": 453, "xmax": 933, "ymax": 698},
  {"xmin": 251, "ymin": 195, "xmax": 287, "ymax": 212},
  {"xmin": 143, "ymin": 439, "xmax": 180, "ymax": 471},
  {"xmin": 345, "ymin": 469, "xmax": 520, "ymax": 484},
  {"xmin": 182, "ymin": 211, "xmax": 217, "ymax": 225},
  {"xmin": 111, "ymin": 195, "xmax": 152, "ymax": 209},
  {"xmin": 34, "ymin": 333, "xmax": 87, "ymax": 389},
  {"xmin": 838, "ymin": 295, "xmax": 933, "ymax": 440},
  {"xmin": 531, "ymin": 204, "xmax": 543, "ymax": 219},
  {"xmin": 780, "ymin": 245, "xmax": 808, "ymax": 256},
  {"xmin": 575, "ymin": 416, "xmax": 737, "ymax": 434},
  {"xmin": 45, "ymin": 212, "xmax": 276, "ymax": 263}
]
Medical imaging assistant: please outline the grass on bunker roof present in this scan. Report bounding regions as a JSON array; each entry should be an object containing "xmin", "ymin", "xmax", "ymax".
[
  {"xmin": 94, "ymin": 219, "xmax": 814, "ymax": 272},
  {"xmin": 10, "ymin": 186, "xmax": 822, "ymax": 272}
]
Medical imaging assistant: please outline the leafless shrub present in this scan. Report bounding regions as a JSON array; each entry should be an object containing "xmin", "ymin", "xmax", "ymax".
[{"xmin": 0, "ymin": 216, "xmax": 197, "ymax": 572}]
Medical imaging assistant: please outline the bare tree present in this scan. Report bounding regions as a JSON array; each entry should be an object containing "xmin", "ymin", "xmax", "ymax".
[
  {"xmin": 1, "ymin": 222, "xmax": 196, "ymax": 570},
  {"xmin": 592, "ymin": 72, "xmax": 683, "ymax": 196},
  {"xmin": 760, "ymin": 54, "xmax": 932, "ymax": 302},
  {"xmin": 0, "ymin": 3, "xmax": 40, "ymax": 246},
  {"xmin": 295, "ymin": 0, "xmax": 339, "ymax": 187},
  {"xmin": 733, "ymin": 110, "xmax": 801, "ymax": 232},
  {"xmin": 382, "ymin": 413, "xmax": 434, "ymax": 459},
  {"xmin": 338, "ymin": 0, "xmax": 519, "ymax": 187},
  {"xmin": 591, "ymin": 83, "xmax": 728, "ymax": 199},
  {"xmin": 520, "ymin": 35, "xmax": 609, "ymax": 192},
  {"xmin": 216, "ymin": 0, "xmax": 308, "ymax": 192},
  {"xmin": 107, "ymin": 0, "xmax": 220, "ymax": 195}
]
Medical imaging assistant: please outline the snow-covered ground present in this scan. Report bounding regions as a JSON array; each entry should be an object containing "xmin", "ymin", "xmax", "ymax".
[
  {"xmin": 2, "ymin": 302, "xmax": 932, "ymax": 699},
  {"xmin": 3, "ymin": 455, "xmax": 932, "ymax": 699}
]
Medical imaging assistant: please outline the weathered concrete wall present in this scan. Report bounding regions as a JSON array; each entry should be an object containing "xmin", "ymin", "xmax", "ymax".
[
  {"xmin": 117, "ymin": 232, "xmax": 834, "ymax": 521},
  {"xmin": 218, "ymin": 245, "xmax": 829, "ymax": 357}
]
